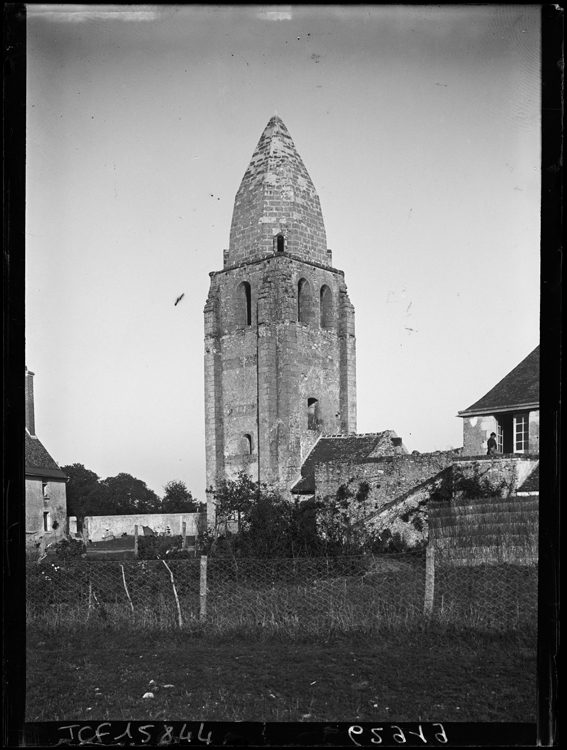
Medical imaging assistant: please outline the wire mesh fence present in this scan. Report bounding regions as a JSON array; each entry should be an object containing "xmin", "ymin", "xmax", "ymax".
[{"xmin": 26, "ymin": 547, "xmax": 537, "ymax": 633}]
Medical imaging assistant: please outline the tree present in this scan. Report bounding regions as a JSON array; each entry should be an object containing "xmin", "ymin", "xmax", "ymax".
[
  {"xmin": 206, "ymin": 472, "xmax": 323, "ymax": 558},
  {"xmin": 61, "ymin": 466, "xmax": 161, "ymax": 517},
  {"xmin": 99, "ymin": 473, "xmax": 160, "ymax": 514},
  {"xmin": 160, "ymin": 480, "xmax": 200, "ymax": 513},
  {"xmin": 60, "ymin": 463, "xmax": 100, "ymax": 519},
  {"xmin": 210, "ymin": 471, "xmax": 260, "ymax": 532}
]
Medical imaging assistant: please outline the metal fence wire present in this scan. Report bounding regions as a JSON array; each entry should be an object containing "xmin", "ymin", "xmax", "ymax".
[{"xmin": 26, "ymin": 548, "xmax": 537, "ymax": 632}]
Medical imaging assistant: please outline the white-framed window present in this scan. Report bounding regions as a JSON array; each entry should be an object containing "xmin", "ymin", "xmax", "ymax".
[
  {"xmin": 42, "ymin": 481, "xmax": 50, "ymax": 498},
  {"xmin": 514, "ymin": 412, "xmax": 529, "ymax": 453},
  {"xmin": 43, "ymin": 511, "xmax": 50, "ymax": 532},
  {"xmin": 496, "ymin": 423, "xmax": 504, "ymax": 453}
]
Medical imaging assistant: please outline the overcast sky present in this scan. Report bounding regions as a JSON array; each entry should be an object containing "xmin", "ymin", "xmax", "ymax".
[{"xmin": 26, "ymin": 5, "xmax": 541, "ymax": 499}]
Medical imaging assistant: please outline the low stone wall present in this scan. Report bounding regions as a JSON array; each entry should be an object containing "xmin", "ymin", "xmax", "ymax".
[{"xmin": 74, "ymin": 512, "xmax": 206, "ymax": 542}]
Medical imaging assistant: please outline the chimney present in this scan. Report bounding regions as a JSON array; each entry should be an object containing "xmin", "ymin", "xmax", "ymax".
[{"xmin": 25, "ymin": 367, "xmax": 36, "ymax": 436}]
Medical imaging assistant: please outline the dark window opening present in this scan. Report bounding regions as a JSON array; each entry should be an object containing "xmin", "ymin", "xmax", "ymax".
[
  {"xmin": 43, "ymin": 511, "xmax": 49, "ymax": 532},
  {"xmin": 307, "ymin": 398, "xmax": 319, "ymax": 431},
  {"xmin": 276, "ymin": 234, "xmax": 285, "ymax": 252},
  {"xmin": 496, "ymin": 413, "xmax": 513, "ymax": 453},
  {"xmin": 298, "ymin": 278, "xmax": 313, "ymax": 324},
  {"xmin": 320, "ymin": 285, "xmax": 333, "ymax": 328},
  {"xmin": 241, "ymin": 434, "xmax": 253, "ymax": 454}
]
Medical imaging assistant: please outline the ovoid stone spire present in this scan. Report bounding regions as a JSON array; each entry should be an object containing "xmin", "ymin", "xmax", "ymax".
[{"xmin": 227, "ymin": 116, "xmax": 329, "ymax": 266}]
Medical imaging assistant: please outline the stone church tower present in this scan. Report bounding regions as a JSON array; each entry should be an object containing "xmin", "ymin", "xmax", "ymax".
[{"xmin": 204, "ymin": 116, "xmax": 356, "ymax": 506}]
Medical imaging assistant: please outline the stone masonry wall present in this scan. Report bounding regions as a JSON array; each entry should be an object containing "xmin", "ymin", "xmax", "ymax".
[
  {"xmin": 314, "ymin": 450, "xmax": 460, "ymax": 511},
  {"xmin": 204, "ymin": 253, "xmax": 356, "ymax": 515},
  {"xmin": 360, "ymin": 455, "xmax": 539, "ymax": 552},
  {"xmin": 227, "ymin": 117, "xmax": 328, "ymax": 266},
  {"xmin": 25, "ymin": 477, "xmax": 67, "ymax": 542}
]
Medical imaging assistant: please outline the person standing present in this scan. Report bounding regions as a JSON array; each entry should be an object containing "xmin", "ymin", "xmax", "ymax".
[{"xmin": 487, "ymin": 432, "xmax": 498, "ymax": 455}]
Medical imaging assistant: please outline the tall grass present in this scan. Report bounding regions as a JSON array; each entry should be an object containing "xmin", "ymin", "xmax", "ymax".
[{"xmin": 26, "ymin": 578, "xmax": 535, "ymax": 636}]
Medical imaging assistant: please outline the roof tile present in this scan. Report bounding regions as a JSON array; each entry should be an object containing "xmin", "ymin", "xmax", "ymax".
[
  {"xmin": 25, "ymin": 431, "xmax": 67, "ymax": 479},
  {"xmin": 459, "ymin": 346, "xmax": 539, "ymax": 415}
]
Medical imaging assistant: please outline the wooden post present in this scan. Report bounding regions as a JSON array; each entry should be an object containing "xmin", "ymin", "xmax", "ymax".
[
  {"xmin": 424, "ymin": 545, "xmax": 435, "ymax": 617},
  {"xmin": 182, "ymin": 521, "xmax": 187, "ymax": 550},
  {"xmin": 200, "ymin": 555, "xmax": 208, "ymax": 621},
  {"xmin": 134, "ymin": 525, "xmax": 139, "ymax": 559}
]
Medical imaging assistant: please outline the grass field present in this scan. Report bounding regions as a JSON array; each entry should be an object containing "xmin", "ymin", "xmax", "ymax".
[{"xmin": 26, "ymin": 625, "xmax": 536, "ymax": 724}]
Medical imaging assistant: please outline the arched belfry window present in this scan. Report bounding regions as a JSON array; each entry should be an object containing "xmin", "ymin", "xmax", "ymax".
[
  {"xmin": 297, "ymin": 278, "xmax": 313, "ymax": 324},
  {"xmin": 274, "ymin": 233, "xmax": 285, "ymax": 253},
  {"xmin": 307, "ymin": 398, "xmax": 320, "ymax": 431},
  {"xmin": 241, "ymin": 433, "xmax": 253, "ymax": 454},
  {"xmin": 320, "ymin": 285, "xmax": 333, "ymax": 329},
  {"xmin": 236, "ymin": 281, "xmax": 252, "ymax": 326}
]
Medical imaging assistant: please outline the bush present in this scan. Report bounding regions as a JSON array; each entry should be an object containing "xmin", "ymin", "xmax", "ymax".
[
  {"xmin": 54, "ymin": 537, "xmax": 86, "ymax": 561},
  {"xmin": 137, "ymin": 535, "xmax": 194, "ymax": 560}
]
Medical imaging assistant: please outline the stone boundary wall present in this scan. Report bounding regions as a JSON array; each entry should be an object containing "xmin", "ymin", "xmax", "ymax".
[{"xmin": 72, "ymin": 513, "xmax": 206, "ymax": 542}]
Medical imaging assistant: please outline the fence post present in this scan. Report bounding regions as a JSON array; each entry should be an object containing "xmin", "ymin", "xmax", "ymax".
[
  {"xmin": 200, "ymin": 555, "xmax": 208, "ymax": 621},
  {"xmin": 182, "ymin": 521, "xmax": 187, "ymax": 550},
  {"xmin": 424, "ymin": 545, "xmax": 435, "ymax": 617},
  {"xmin": 134, "ymin": 525, "xmax": 139, "ymax": 559}
]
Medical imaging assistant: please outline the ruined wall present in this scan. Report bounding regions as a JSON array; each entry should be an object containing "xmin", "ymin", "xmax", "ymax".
[
  {"xmin": 314, "ymin": 451, "xmax": 460, "ymax": 511},
  {"xmin": 205, "ymin": 253, "xmax": 356, "ymax": 514},
  {"xmin": 362, "ymin": 456, "xmax": 539, "ymax": 553},
  {"xmin": 318, "ymin": 454, "xmax": 539, "ymax": 552}
]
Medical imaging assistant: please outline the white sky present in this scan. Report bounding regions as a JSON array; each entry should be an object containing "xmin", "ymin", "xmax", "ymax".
[{"xmin": 26, "ymin": 5, "xmax": 541, "ymax": 499}]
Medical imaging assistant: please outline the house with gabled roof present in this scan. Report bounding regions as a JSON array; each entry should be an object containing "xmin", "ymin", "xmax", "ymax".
[
  {"xmin": 457, "ymin": 346, "xmax": 539, "ymax": 456},
  {"xmin": 25, "ymin": 368, "xmax": 68, "ymax": 544}
]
